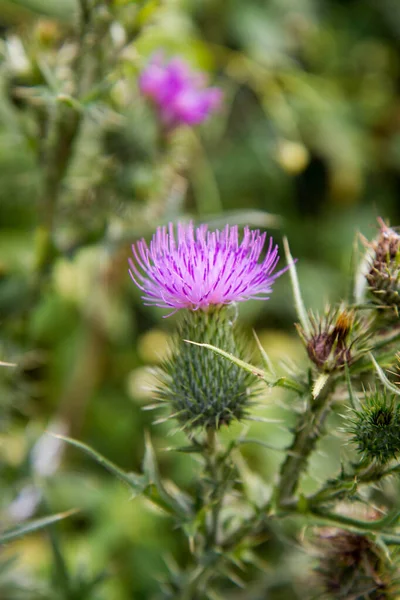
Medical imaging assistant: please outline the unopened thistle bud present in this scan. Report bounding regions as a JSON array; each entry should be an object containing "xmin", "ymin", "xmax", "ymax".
[
  {"xmin": 316, "ymin": 527, "xmax": 396, "ymax": 599},
  {"xmin": 297, "ymin": 306, "xmax": 361, "ymax": 373},
  {"xmin": 157, "ymin": 307, "xmax": 252, "ymax": 429},
  {"xmin": 349, "ymin": 390, "xmax": 400, "ymax": 464},
  {"xmin": 128, "ymin": 221, "xmax": 289, "ymax": 430},
  {"xmin": 365, "ymin": 220, "xmax": 400, "ymax": 312}
]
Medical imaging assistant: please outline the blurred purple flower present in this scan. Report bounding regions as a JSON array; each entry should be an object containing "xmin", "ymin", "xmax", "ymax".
[
  {"xmin": 129, "ymin": 222, "xmax": 288, "ymax": 313},
  {"xmin": 139, "ymin": 54, "xmax": 222, "ymax": 129}
]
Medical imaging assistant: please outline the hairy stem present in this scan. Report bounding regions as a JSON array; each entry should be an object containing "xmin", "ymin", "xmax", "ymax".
[
  {"xmin": 37, "ymin": 0, "xmax": 109, "ymax": 275},
  {"xmin": 277, "ymin": 377, "xmax": 336, "ymax": 507},
  {"xmin": 177, "ymin": 430, "xmax": 228, "ymax": 599},
  {"xmin": 205, "ymin": 428, "xmax": 220, "ymax": 549}
]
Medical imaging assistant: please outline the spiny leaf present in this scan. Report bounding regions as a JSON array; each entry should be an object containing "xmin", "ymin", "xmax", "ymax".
[
  {"xmin": 283, "ymin": 236, "xmax": 310, "ymax": 337},
  {"xmin": 252, "ymin": 330, "xmax": 276, "ymax": 376},
  {"xmin": 184, "ymin": 340, "xmax": 266, "ymax": 378},
  {"xmin": 370, "ymin": 354, "xmax": 400, "ymax": 397},
  {"xmin": 345, "ymin": 362, "xmax": 360, "ymax": 409},
  {"xmin": 50, "ymin": 433, "xmax": 146, "ymax": 493},
  {"xmin": 0, "ymin": 510, "xmax": 77, "ymax": 545},
  {"xmin": 184, "ymin": 340, "xmax": 304, "ymax": 393},
  {"xmin": 143, "ymin": 432, "xmax": 191, "ymax": 517}
]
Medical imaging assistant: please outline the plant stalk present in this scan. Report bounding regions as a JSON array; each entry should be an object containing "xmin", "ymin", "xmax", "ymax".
[{"xmin": 276, "ymin": 376, "xmax": 336, "ymax": 507}]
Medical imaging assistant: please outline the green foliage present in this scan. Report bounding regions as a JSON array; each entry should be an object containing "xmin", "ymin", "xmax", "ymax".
[{"xmin": 2, "ymin": 0, "xmax": 400, "ymax": 598}]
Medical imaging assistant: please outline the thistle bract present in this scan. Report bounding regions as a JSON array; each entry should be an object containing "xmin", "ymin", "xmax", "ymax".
[
  {"xmin": 157, "ymin": 307, "xmax": 253, "ymax": 430},
  {"xmin": 139, "ymin": 54, "xmax": 222, "ymax": 130},
  {"xmin": 129, "ymin": 222, "xmax": 286, "ymax": 313}
]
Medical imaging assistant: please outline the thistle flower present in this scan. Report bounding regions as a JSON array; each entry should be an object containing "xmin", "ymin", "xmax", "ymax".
[
  {"xmin": 139, "ymin": 54, "xmax": 222, "ymax": 129},
  {"xmin": 365, "ymin": 220, "xmax": 400, "ymax": 312},
  {"xmin": 129, "ymin": 222, "xmax": 288, "ymax": 430},
  {"xmin": 129, "ymin": 222, "xmax": 287, "ymax": 314},
  {"xmin": 349, "ymin": 390, "xmax": 400, "ymax": 464},
  {"xmin": 297, "ymin": 306, "xmax": 365, "ymax": 373},
  {"xmin": 316, "ymin": 526, "xmax": 396, "ymax": 598}
]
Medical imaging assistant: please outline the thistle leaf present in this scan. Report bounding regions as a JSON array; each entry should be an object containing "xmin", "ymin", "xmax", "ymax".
[
  {"xmin": 345, "ymin": 363, "xmax": 360, "ymax": 409},
  {"xmin": 0, "ymin": 510, "xmax": 77, "ymax": 545},
  {"xmin": 183, "ymin": 340, "xmax": 266, "ymax": 378},
  {"xmin": 252, "ymin": 329, "xmax": 276, "ymax": 376},
  {"xmin": 50, "ymin": 433, "xmax": 146, "ymax": 494},
  {"xmin": 283, "ymin": 236, "xmax": 310, "ymax": 337},
  {"xmin": 370, "ymin": 354, "xmax": 400, "ymax": 397},
  {"xmin": 143, "ymin": 433, "xmax": 191, "ymax": 517},
  {"xmin": 184, "ymin": 341, "xmax": 304, "ymax": 393}
]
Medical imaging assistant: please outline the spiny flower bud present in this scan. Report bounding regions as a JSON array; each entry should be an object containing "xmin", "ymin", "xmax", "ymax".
[
  {"xmin": 156, "ymin": 307, "xmax": 253, "ymax": 430},
  {"xmin": 349, "ymin": 391, "xmax": 400, "ymax": 464},
  {"xmin": 316, "ymin": 527, "xmax": 396, "ymax": 599},
  {"xmin": 297, "ymin": 306, "xmax": 361, "ymax": 372},
  {"xmin": 365, "ymin": 220, "xmax": 400, "ymax": 313}
]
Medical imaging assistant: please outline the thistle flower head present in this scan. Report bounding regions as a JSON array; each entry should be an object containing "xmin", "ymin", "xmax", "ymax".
[
  {"xmin": 349, "ymin": 390, "xmax": 400, "ymax": 464},
  {"xmin": 139, "ymin": 54, "xmax": 222, "ymax": 129},
  {"xmin": 316, "ymin": 526, "xmax": 395, "ymax": 598},
  {"xmin": 365, "ymin": 219, "xmax": 400, "ymax": 312},
  {"xmin": 297, "ymin": 306, "xmax": 365, "ymax": 373},
  {"xmin": 129, "ymin": 222, "xmax": 287, "ymax": 314}
]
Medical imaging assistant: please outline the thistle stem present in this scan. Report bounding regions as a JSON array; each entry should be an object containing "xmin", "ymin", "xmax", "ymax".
[
  {"xmin": 309, "ymin": 507, "xmax": 400, "ymax": 533},
  {"xmin": 177, "ymin": 429, "xmax": 223, "ymax": 599},
  {"xmin": 276, "ymin": 376, "xmax": 336, "ymax": 507},
  {"xmin": 205, "ymin": 428, "xmax": 220, "ymax": 549}
]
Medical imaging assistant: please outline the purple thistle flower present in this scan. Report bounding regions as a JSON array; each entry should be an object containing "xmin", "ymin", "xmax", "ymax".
[
  {"xmin": 129, "ymin": 222, "xmax": 288, "ymax": 314},
  {"xmin": 139, "ymin": 54, "xmax": 222, "ymax": 129}
]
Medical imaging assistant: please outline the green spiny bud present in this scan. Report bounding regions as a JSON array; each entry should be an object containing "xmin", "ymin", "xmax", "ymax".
[
  {"xmin": 365, "ymin": 220, "xmax": 400, "ymax": 313},
  {"xmin": 157, "ymin": 306, "xmax": 253, "ymax": 431},
  {"xmin": 349, "ymin": 390, "xmax": 400, "ymax": 464}
]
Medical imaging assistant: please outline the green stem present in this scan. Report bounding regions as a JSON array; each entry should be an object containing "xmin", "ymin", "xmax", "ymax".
[
  {"xmin": 177, "ymin": 429, "xmax": 222, "ymax": 600},
  {"xmin": 37, "ymin": 0, "xmax": 110, "ymax": 276},
  {"xmin": 309, "ymin": 507, "xmax": 400, "ymax": 533},
  {"xmin": 205, "ymin": 428, "xmax": 220, "ymax": 549},
  {"xmin": 276, "ymin": 376, "xmax": 336, "ymax": 507}
]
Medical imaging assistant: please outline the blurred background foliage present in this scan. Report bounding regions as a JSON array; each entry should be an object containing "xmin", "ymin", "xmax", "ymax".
[{"xmin": 0, "ymin": 0, "xmax": 399, "ymax": 598}]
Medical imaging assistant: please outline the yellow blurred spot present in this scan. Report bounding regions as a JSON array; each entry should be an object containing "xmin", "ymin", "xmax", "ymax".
[
  {"xmin": 127, "ymin": 367, "xmax": 158, "ymax": 402},
  {"xmin": 276, "ymin": 140, "xmax": 309, "ymax": 175},
  {"xmin": 2, "ymin": 536, "xmax": 48, "ymax": 566},
  {"xmin": 0, "ymin": 432, "xmax": 27, "ymax": 466},
  {"xmin": 330, "ymin": 164, "xmax": 363, "ymax": 205},
  {"xmin": 138, "ymin": 329, "xmax": 170, "ymax": 364},
  {"xmin": 34, "ymin": 19, "xmax": 62, "ymax": 46}
]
